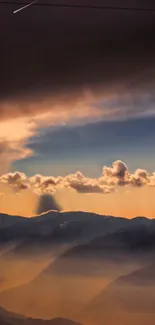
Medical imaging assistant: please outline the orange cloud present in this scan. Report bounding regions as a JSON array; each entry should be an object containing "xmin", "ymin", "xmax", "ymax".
[
  {"xmin": 0, "ymin": 93, "xmax": 104, "ymax": 174},
  {"xmin": 0, "ymin": 118, "xmax": 36, "ymax": 173},
  {"xmin": 0, "ymin": 91, "xmax": 103, "ymax": 122}
]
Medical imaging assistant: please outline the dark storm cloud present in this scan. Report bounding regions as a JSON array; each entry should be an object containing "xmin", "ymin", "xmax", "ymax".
[
  {"xmin": 36, "ymin": 194, "xmax": 62, "ymax": 214},
  {"xmin": 0, "ymin": 0, "xmax": 155, "ymax": 107}
]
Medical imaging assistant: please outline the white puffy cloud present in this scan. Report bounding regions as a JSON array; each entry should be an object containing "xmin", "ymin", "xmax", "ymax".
[
  {"xmin": 0, "ymin": 171, "xmax": 30, "ymax": 192},
  {"xmin": 100, "ymin": 161, "xmax": 155, "ymax": 188},
  {"xmin": 102, "ymin": 160, "xmax": 129, "ymax": 186},
  {"xmin": 1, "ymin": 160, "xmax": 155, "ymax": 196},
  {"xmin": 30, "ymin": 174, "xmax": 63, "ymax": 195},
  {"xmin": 130, "ymin": 168, "xmax": 149, "ymax": 187},
  {"xmin": 64, "ymin": 171, "xmax": 114, "ymax": 194}
]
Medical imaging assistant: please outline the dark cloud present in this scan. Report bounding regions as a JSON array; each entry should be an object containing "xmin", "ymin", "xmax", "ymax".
[
  {"xmin": 36, "ymin": 194, "xmax": 62, "ymax": 214},
  {"xmin": 0, "ymin": 0, "xmax": 155, "ymax": 107}
]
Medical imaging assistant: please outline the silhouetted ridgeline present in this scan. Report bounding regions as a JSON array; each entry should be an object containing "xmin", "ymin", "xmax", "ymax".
[
  {"xmin": 0, "ymin": 306, "xmax": 82, "ymax": 325},
  {"xmin": 0, "ymin": 211, "xmax": 154, "ymax": 250}
]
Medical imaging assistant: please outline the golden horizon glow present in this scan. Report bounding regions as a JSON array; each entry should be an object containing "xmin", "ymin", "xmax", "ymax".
[{"xmin": 0, "ymin": 185, "xmax": 155, "ymax": 218}]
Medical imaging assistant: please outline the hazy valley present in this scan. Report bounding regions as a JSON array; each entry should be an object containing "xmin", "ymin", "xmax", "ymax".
[{"xmin": 0, "ymin": 211, "xmax": 155, "ymax": 324}]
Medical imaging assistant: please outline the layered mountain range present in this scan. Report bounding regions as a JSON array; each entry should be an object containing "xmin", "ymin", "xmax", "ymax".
[{"xmin": 0, "ymin": 211, "xmax": 155, "ymax": 324}]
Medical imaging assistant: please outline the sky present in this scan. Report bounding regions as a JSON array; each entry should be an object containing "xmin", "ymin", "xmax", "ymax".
[{"xmin": 0, "ymin": 0, "xmax": 155, "ymax": 217}]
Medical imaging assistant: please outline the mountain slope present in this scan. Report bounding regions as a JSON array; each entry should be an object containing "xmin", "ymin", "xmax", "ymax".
[
  {"xmin": 0, "ymin": 213, "xmax": 23, "ymax": 230},
  {"xmin": 1, "ymin": 223, "xmax": 155, "ymax": 319},
  {"xmin": 0, "ymin": 306, "xmax": 82, "ymax": 325},
  {"xmin": 1, "ymin": 211, "xmax": 154, "ymax": 257},
  {"xmin": 80, "ymin": 263, "xmax": 155, "ymax": 325},
  {"xmin": 49, "ymin": 223, "xmax": 155, "ymax": 277},
  {"xmin": 0, "ymin": 211, "xmax": 129, "ymax": 257}
]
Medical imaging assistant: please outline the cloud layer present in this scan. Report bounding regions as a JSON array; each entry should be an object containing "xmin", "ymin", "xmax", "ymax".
[
  {"xmin": 1, "ymin": 0, "xmax": 155, "ymax": 101},
  {"xmin": 1, "ymin": 160, "xmax": 155, "ymax": 197},
  {"xmin": 1, "ymin": 87, "xmax": 155, "ymax": 175},
  {"xmin": 1, "ymin": 0, "xmax": 155, "ymax": 175},
  {"xmin": 1, "ymin": 0, "xmax": 155, "ymax": 121},
  {"xmin": 0, "ymin": 118, "xmax": 36, "ymax": 173}
]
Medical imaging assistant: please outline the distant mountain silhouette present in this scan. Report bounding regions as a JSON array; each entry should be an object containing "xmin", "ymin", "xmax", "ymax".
[
  {"xmin": 0, "ymin": 306, "xmax": 82, "ymax": 325},
  {"xmin": 48, "ymin": 223, "xmax": 155, "ymax": 278},
  {"xmin": 0, "ymin": 211, "xmax": 154, "ymax": 257},
  {"xmin": 72, "ymin": 223, "xmax": 155, "ymax": 255}
]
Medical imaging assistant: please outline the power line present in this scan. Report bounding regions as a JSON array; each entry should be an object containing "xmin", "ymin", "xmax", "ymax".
[{"xmin": 0, "ymin": 1, "xmax": 155, "ymax": 12}]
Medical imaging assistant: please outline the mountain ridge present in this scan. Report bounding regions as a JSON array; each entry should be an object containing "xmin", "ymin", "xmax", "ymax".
[
  {"xmin": 0, "ymin": 211, "xmax": 155, "ymax": 258},
  {"xmin": 0, "ymin": 305, "xmax": 82, "ymax": 325},
  {"xmin": 0, "ymin": 210, "xmax": 153, "ymax": 221}
]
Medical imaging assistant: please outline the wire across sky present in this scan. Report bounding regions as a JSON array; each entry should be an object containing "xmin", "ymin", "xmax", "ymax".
[{"xmin": 0, "ymin": 1, "xmax": 155, "ymax": 12}]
